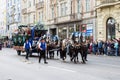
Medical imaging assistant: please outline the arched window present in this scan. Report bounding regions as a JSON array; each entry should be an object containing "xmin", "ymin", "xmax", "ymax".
[{"xmin": 106, "ymin": 17, "xmax": 116, "ymax": 40}]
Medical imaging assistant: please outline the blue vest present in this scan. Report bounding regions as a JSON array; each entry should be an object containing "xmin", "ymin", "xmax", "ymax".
[
  {"xmin": 40, "ymin": 42, "xmax": 46, "ymax": 51},
  {"xmin": 25, "ymin": 42, "xmax": 30, "ymax": 49}
]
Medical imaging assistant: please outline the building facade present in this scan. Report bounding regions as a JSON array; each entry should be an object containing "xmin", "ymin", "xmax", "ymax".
[
  {"xmin": 21, "ymin": 0, "xmax": 96, "ymax": 40},
  {"xmin": 96, "ymin": 0, "xmax": 120, "ymax": 40},
  {"xmin": 6, "ymin": 0, "xmax": 21, "ymax": 39},
  {"xmin": 0, "ymin": 0, "xmax": 7, "ymax": 36},
  {"xmin": 46, "ymin": 0, "xmax": 96, "ymax": 40},
  {"xmin": 21, "ymin": 0, "xmax": 36, "ymax": 26}
]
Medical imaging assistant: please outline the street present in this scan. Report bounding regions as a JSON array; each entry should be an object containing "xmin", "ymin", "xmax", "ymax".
[{"xmin": 0, "ymin": 48, "xmax": 120, "ymax": 80}]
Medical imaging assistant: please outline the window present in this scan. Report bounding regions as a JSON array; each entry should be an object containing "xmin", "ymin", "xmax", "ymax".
[
  {"xmin": 8, "ymin": 2, "xmax": 9, "ymax": 7},
  {"xmin": 24, "ymin": 16, "xmax": 26, "ymax": 23},
  {"xmin": 51, "ymin": 7, "xmax": 54, "ymax": 19},
  {"xmin": 33, "ymin": 15, "xmax": 35, "ymax": 23},
  {"xmin": 39, "ymin": 12, "xmax": 40, "ymax": 21},
  {"xmin": 61, "ymin": 3, "xmax": 67, "ymax": 16},
  {"xmin": 42, "ymin": 11, "xmax": 43, "ymax": 21},
  {"xmin": 39, "ymin": 0, "xmax": 43, "ymax": 2},
  {"xmin": 71, "ymin": 1, "xmax": 72, "ymax": 14},
  {"xmin": 14, "ymin": 0, "xmax": 16, "ymax": 4},
  {"xmin": 65, "ymin": 3, "xmax": 67, "ymax": 15},
  {"xmin": 33, "ymin": 0, "xmax": 35, "ymax": 6},
  {"xmin": 28, "ymin": 14, "xmax": 30, "ymax": 23},
  {"xmin": 86, "ymin": 0, "xmax": 90, "ymax": 12},
  {"xmin": 57, "ymin": 6, "xmax": 59, "ymax": 17},
  {"xmin": 77, "ymin": 0, "xmax": 81, "ymax": 13},
  {"xmin": 18, "ymin": 13, "xmax": 20, "ymax": 22},
  {"xmin": 61, "ymin": 3, "xmax": 64, "ymax": 16},
  {"xmin": 39, "ymin": 12, "xmax": 43, "ymax": 21},
  {"xmin": 29, "ymin": 1, "xmax": 31, "ymax": 7},
  {"xmin": 10, "ymin": 0, "xmax": 12, "ymax": 6}
]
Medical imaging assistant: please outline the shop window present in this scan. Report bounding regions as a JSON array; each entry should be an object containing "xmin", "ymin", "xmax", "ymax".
[
  {"xmin": 81, "ymin": 24, "xmax": 86, "ymax": 32},
  {"xmin": 58, "ymin": 27, "xmax": 67, "ymax": 39},
  {"xmin": 76, "ymin": 25, "xmax": 80, "ymax": 31}
]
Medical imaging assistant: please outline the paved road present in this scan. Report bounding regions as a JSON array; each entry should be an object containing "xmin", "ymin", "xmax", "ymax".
[{"xmin": 0, "ymin": 48, "xmax": 120, "ymax": 80}]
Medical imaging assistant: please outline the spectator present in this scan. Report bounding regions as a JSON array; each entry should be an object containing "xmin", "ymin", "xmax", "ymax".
[
  {"xmin": 92, "ymin": 41, "xmax": 98, "ymax": 55},
  {"xmin": 98, "ymin": 40, "xmax": 103, "ymax": 55},
  {"xmin": 103, "ymin": 40, "xmax": 108, "ymax": 56},
  {"xmin": 114, "ymin": 40, "xmax": 119, "ymax": 56}
]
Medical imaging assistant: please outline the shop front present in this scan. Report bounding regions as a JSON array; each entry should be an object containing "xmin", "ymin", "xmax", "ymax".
[{"xmin": 49, "ymin": 19, "xmax": 95, "ymax": 41}]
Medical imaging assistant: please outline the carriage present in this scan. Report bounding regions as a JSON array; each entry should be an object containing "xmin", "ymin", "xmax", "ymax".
[{"xmin": 12, "ymin": 24, "xmax": 47, "ymax": 56}]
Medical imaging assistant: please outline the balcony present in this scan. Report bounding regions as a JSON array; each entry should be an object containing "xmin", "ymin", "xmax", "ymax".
[
  {"xmin": 22, "ymin": 8, "xmax": 27, "ymax": 14},
  {"xmin": 70, "ymin": 13, "xmax": 82, "ymax": 21},
  {"xmin": 96, "ymin": 0, "xmax": 120, "ymax": 8},
  {"xmin": 36, "ymin": 1, "xmax": 44, "ymax": 9}
]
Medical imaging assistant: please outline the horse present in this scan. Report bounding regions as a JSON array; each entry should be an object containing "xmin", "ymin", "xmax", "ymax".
[
  {"xmin": 60, "ymin": 39, "xmax": 68, "ymax": 60},
  {"xmin": 69, "ymin": 32, "xmax": 86, "ymax": 64},
  {"xmin": 46, "ymin": 35, "xmax": 60, "ymax": 59}
]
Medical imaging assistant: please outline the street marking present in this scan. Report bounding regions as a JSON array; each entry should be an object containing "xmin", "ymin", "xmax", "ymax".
[
  {"xmin": 92, "ymin": 63, "xmax": 120, "ymax": 68},
  {"xmin": 48, "ymin": 66, "xmax": 76, "ymax": 73},
  {"xmin": 26, "ymin": 61, "xmax": 33, "ymax": 64}
]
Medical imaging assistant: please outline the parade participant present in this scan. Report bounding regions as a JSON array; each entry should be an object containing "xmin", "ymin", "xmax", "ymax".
[
  {"xmin": 38, "ymin": 38, "xmax": 48, "ymax": 64},
  {"xmin": 23, "ymin": 39, "xmax": 32, "ymax": 60}
]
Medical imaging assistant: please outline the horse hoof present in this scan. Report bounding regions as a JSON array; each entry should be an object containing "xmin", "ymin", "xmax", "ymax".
[
  {"xmin": 81, "ymin": 61, "xmax": 86, "ymax": 64},
  {"xmin": 71, "ymin": 59, "xmax": 73, "ymax": 62},
  {"xmin": 74, "ymin": 60, "xmax": 77, "ymax": 63}
]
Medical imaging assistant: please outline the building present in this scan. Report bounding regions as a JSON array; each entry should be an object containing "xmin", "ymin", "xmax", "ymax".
[
  {"xmin": 21, "ymin": 0, "xmax": 36, "ymax": 26},
  {"xmin": 47, "ymin": 0, "xmax": 96, "ymax": 40},
  {"xmin": 6, "ymin": 0, "xmax": 21, "ymax": 39},
  {"xmin": 21, "ymin": 0, "xmax": 96, "ymax": 40},
  {"xmin": 36, "ymin": 0, "xmax": 45, "ymax": 25},
  {"xmin": 96, "ymin": 0, "xmax": 120, "ymax": 40},
  {"xmin": 0, "ymin": 0, "xmax": 7, "ymax": 36}
]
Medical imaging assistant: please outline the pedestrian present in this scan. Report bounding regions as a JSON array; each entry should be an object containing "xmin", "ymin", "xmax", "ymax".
[
  {"xmin": 114, "ymin": 40, "xmax": 119, "ymax": 56},
  {"xmin": 89, "ymin": 41, "xmax": 93, "ymax": 54},
  {"xmin": 103, "ymin": 40, "xmax": 107, "ymax": 56},
  {"xmin": 107, "ymin": 40, "xmax": 111, "ymax": 55},
  {"xmin": 92, "ymin": 41, "xmax": 97, "ymax": 55},
  {"xmin": 98, "ymin": 40, "xmax": 103, "ymax": 55},
  {"xmin": 38, "ymin": 38, "xmax": 48, "ymax": 64},
  {"xmin": 23, "ymin": 39, "xmax": 32, "ymax": 60},
  {"xmin": 118, "ymin": 38, "xmax": 120, "ymax": 55}
]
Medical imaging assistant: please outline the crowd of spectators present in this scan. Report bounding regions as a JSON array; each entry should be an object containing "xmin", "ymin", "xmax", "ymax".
[{"xmin": 88, "ymin": 38, "xmax": 120, "ymax": 56}]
